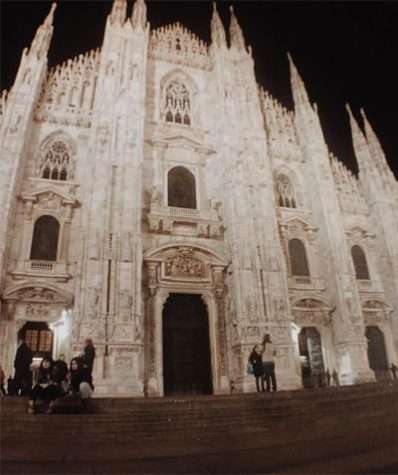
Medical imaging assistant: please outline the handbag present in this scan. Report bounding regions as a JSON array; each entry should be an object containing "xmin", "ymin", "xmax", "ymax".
[{"xmin": 246, "ymin": 363, "xmax": 254, "ymax": 375}]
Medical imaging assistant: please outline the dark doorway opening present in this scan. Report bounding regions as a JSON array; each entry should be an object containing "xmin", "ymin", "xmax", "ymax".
[
  {"xmin": 298, "ymin": 327, "xmax": 325, "ymax": 388},
  {"xmin": 19, "ymin": 321, "xmax": 54, "ymax": 358},
  {"xmin": 366, "ymin": 326, "xmax": 388, "ymax": 381},
  {"xmin": 162, "ymin": 293, "xmax": 212, "ymax": 396}
]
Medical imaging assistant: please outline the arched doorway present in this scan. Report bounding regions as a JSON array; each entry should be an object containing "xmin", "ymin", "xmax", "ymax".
[
  {"xmin": 365, "ymin": 326, "xmax": 388, "ymax": 381},
  {"xmin": 298, "ymin": 327, "xmax": 325, "ymax": 388},
  {"xmin": 162, "ymin": 293, "xmax": 212, "ymax": 396}
]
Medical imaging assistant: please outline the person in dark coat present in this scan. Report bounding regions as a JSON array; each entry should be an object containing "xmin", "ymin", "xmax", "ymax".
[
  {"xmin": 67, "ymin": 358, "xmax": 94, "ymax": 399},
  {"xmin": 53, "ymin": 354, "xmax": 68, "ymax": 384},
  {"xmin": 28, "ymin": 357, "xmax": 60, "ymax": 413},
  {"xmin": 82, "ymin": 339, "xmax": 95, "ymax": 374},
  {"xmin": 14, "ymin": 334, "xmax": 33, "ymax": 396},
  {"xmin": 0, "ymin": 366, "xmax": 6, "ymax": 396},
  {"xmin": 249, "ymin": 345, "xmax": 264, "ymax": 392}
]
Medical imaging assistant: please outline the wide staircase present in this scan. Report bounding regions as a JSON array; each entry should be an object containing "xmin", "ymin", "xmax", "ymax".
[{"xmin": 1, "ymin": 382, "xmax": 398, "ymax": 474}]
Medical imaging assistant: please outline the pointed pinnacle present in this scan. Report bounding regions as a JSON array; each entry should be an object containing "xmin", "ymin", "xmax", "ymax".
[{"xmin": 45, "ymin": 3, "xmax": 57, "ymax": 26}]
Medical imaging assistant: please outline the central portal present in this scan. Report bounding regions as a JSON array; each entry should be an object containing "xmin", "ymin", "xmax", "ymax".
[{"xmin": 162, "ymin": 293, "xmax": 212, "ymax": 396}]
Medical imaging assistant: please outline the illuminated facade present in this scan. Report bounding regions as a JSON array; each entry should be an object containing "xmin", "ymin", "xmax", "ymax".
[{"xmin": 1, "ymin": 1, "xmax": 397, "ymax": 396}]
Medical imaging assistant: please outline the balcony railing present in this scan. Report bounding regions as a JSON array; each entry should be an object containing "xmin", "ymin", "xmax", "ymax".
[{"xmin": 11, "ymin": 260, "xmax": 70, "ymax": 281}]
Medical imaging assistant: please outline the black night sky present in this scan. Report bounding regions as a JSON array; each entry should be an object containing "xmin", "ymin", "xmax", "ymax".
[{"xmin": 1, "ymin": 1, "xmax": 397, "ymax": 176}]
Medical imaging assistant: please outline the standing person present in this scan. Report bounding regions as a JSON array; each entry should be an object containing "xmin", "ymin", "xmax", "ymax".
[
  {"xmin": 332, "ymin": 369, "xmax": 340, "ymax": 387},
  {"xmin": 248, "ymin": 346, "xmax": 264, "ymax": 392},
  {"xmin": 325, "ymin": 369, "xmax": 331, "ymax": 387},
  {"xmin": 68, "ymin": 358, "xmax": 94, "ymax": 399},
  {"xmin": 28, "ymin": 357, "xmax": 60, "ymax": 414},
  {"xmin": 53, "ymin": 354, "xmax": 68, "ymax": 384},
  {"xmin": 390, "ymin": 363, "xmax": 397, "ymax": 380},
  {"xmin": 82, "ymin": 339, "xmax": 95, "ymax": 374},
  {"xmin": 0, "ymin": 366, "xmax": 6, "ymax": 396},
  {"xmin": 262, "ymin": 334, "xmax": 277, "ymax": 392},
  {"xmin": 14, "ymin": 333, "xmax": 33, "ymax": 396}
]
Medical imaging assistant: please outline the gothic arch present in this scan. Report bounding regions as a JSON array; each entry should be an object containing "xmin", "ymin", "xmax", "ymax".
[
  {"xmin": 160, "ymin": 69, "xmax": 198, "ymax": 126},
  {"xmin": 30, "ymin": 215, "xmax": 60, "ymax": 261},
  {"xmin": 288, "ymin": 238, "xmax": 310, "ymax": 277},
  {"xmin": 36, "ymin": 131, "xmax": 77, "ymax": 181},
  {"xmin": 273, "ymin": 166, "xmax": 304, "ymax": 208},
  {"xmin": 351, "ymin": 244, "xmax": 370, "ymax": 280},
  {"xmin": 167, "ymin": 166, "xmax": 197, "ymax": 209}
]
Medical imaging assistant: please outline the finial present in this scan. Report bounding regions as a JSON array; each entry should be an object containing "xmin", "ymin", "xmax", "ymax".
[{"xmin": 229, "ymin": 5, "xmax": 234, "ymax": 13}]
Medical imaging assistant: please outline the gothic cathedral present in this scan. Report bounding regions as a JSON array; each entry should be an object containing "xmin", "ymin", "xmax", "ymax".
[{"xmin": 1, "ymin": 1, "xmax": 397, "ymax": 396}]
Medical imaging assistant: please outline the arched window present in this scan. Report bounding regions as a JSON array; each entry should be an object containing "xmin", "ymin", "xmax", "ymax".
[
  {"xmin": 163, "ymin": 80, "xmax": 191, "ymax": 125},
  {"xmin": 351, "ymin": 245, "xmax": 370, "ymax": 280},
  {"xmin": 276, "ymin": 174, "xmax": 297, "ymax": 208},
  {"xmin": 39, "ymin": 139, "xmax": 72, "ymax": 181},
  {"xmin": 168, "ymin": 166, "xmax": 196, "ymax": 209},
  {"xmin": 288, "ymin": 239, "xmax": 310, "ymax": 276},
  {"xmin": 30, "ymin": 215, "xmax": 60, "ymax": 261}
]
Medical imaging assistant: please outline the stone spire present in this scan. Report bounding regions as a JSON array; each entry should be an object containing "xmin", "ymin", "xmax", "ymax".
[
  {"xmin": 29, "ymin": 2, "xmax": 56, "ymax": 59},
  {"xmin": 229, "ymin": 5, "xmax": 245, "ymax": 51},
  {"xmin": 211, "ymin": 2, "xmax": 227, "ymax": 49},
  {"xmin": 132, "ymin": 0, "xmax": 147, "ymax": 29},
  {"xmin": 109, "ymin": 0, "xmax": 127, "ymax": 26},
  {"xmin": 360, "ymin": 108, "xmax": 396, "ymax": 180},
  {"xmin": 287, "ymin": 52, "xmax": 311, "ymax": 109},
  {"xmin": 346, "ymin": 104, "xmax": 372, "ymax": 176}
]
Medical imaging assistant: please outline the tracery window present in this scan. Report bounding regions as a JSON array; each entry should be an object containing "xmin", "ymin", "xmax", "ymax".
[
  {"xmin": 39, "ymin": 139, "xmax": 72, "ymax": 181},
  {"xmin": 276, "ymin": 174, "xmax": 297, "ymax": 208},
  {"xmin": 351, "ymin": 245, "xmax": 370, "ymax": 280},
  {"xmin": 288, "ymin": 239, "xmax": 310, "ymax": 277},
  {"xmin": 30, "ymin": 215, "xmax": 60, "ymax": 261},
  {"xmin": 163, "ymin": 80, "xmax": 191, "ymax": 126},
  {"xmin": 168, "ymin": 166, "xmax": 196, "ymax": 209}
]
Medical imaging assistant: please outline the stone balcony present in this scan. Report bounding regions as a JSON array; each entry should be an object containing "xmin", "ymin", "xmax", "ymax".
[
  {"xmin": 147, "ymin": 205, "xmax": 223, "ymax": 238},
  {"xmin": 11, "ymin": 260, "xmax": 71, "ymax": 282}
]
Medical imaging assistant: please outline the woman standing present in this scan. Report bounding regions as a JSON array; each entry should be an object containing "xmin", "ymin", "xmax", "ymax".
[{"xmin": 248, "ymin": 345, "xmax": 264, "ymax": 392}]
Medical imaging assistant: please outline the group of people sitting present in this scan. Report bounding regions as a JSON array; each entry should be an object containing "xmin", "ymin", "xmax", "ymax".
[{"xmin": 28, "ymin": 353, "xmax": 94, "ymax": 414}]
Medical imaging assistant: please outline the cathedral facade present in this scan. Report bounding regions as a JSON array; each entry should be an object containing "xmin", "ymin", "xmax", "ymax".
[{"xmin": 1, "ymin": 0, "xmax": 397, "ymax": 396}]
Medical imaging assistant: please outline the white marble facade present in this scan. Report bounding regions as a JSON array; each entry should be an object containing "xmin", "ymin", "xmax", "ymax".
[{"xmin": 1, "ymin": 1, "xmax": 397, "ymax": 396}]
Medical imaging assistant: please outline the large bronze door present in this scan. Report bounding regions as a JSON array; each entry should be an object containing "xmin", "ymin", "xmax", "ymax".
[{"xmin": 162, "ymin": 293, "xmax": 212, "ymax": 396}]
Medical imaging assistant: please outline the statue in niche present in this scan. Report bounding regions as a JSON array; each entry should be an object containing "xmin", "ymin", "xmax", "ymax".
[
  {"xmin": 119, "ymin": 291, "xmax": 133, "ymax": 322},
  {"xmin": 150, "ymin": 187, "xmax": 162, "ymax": 207},
  {"xmin": 87, "ymin": 288, "xmax": 99, "ymax": 319},
  {"xmin": 245, "ymin": 297, "xmax": 258, "ymax": 322}
]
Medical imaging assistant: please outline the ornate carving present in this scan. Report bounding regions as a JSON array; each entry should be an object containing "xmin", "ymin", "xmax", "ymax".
[
  {"xmin": 26, "ymin": 303, "xmax": 50, "ymax": 318},
  {"xmin": 35, "ymin": 49, "xmax": 100, "ymax": 127},
  {"xmin": 37, "ymin": 191, "xmax": 62, "ymax": 211},
  {"xmin": 149, "ymin": 23, "xmax": 210, "ymax": 70},
  {"xmin": 165, "ymin": 255, "xmax": 203, "ymax": 278},
  {"xmin": 114, "ymin": 357, "xmax": 133, "ymax": 371},
  {"xmin": 14, "ymin": 287, "xmax": 58, "ymax": 302}
]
